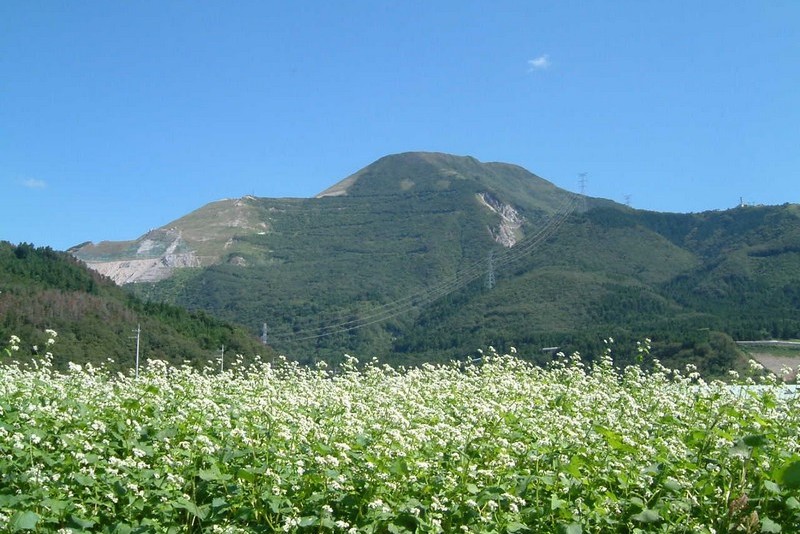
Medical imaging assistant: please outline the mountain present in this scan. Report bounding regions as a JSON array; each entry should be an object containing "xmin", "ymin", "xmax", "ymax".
[
  {"xmin": 0, "ymin": 242, "xmax": 271, "ymax": 371},
  {"xmin": 69, "ymin": 152, "xmax": 800, "ymax": 375}
]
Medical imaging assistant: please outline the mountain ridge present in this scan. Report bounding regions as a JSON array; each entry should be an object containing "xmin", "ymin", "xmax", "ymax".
[
  {"xmin": 66, "ymin": 152, "xmax": 800, "ymax": 375},
  {"xmin": 72, "ymin": 152, "xmax": 587, "ymax": 284}
]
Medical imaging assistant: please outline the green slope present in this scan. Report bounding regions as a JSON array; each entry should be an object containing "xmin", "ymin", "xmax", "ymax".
[
  {"xmin": 69, "ymin": 153, "xmax": 799, "ymax": 376},
  {"xmin": 0, "ymin": 242, "xmax": 270, "ymax": 371}
]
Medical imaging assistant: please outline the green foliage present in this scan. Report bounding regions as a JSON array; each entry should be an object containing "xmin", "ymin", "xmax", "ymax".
[
  {"xmin": 1, "ymin": 342, "xmax": 799, "ymax": 532},
  {"xmin": 55, "ymin": 153, "xmax": 800, "ymax": 375},
  {"xmin": 0, "ymin": 242, "xmax": 269, "ymax": 372}
]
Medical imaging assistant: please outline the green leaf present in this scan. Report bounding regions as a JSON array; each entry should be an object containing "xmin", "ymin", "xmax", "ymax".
[
  {"xmin": 594, "ymin": 425, "xmax": 636, "ymax": 453},
  {"xmin": 743, "ymin": 434, "xmax": 769, "ymax": 447},
  {"xmin": 777, "ymin": 460, "xmax": 800, "ymax": 489},
  {"xmin": 41, "ymin": 498, "xmax": 68, "ymax": 514},
  {"xmin": 111, "ymin": 523, "xmax": 132, "ymax": 534},
  {"xmin": 551, "ymin": 494, "xmax": 565, "ymax": 511},
  {"xmin": 760, "ymin": 517, "xmax": 782, "ymax": 533},
  {"xmin": 632, "ymin": 509, "xmax": 660, "ymax": 523},
  {"xmin": 236, "ymin": 468, "xmax": 256, "ymax": 483},
  {"xmin": 0, "ymin": 494, "xmax": 21, "ymax": 507},
  {"xmin": 73, "ymin": 473, "xmax": 95, "ymax": 486},
  {"xmin": 466, "ymin": 483, "xmax": 480, "ymax": 494},
  {"xmin": 173, "ymin": 497, "xmax": 208, "ymax": 520},
  {"xmin": 69, "ymin": 515, "xmax": 96, "ymax": 529},
  {"xmin": 199, "ymin": 466, "xmax": 222, "ymax": 481},
  {"xmin": 298, "ymin": 516, "xmax": 317, "ymax": 527},
  {"xmin": 764, "ymin": 480, "xmax": 781, "ymax": 494},
  {"xmin": 11, "ymin": 511, "xmax": 40, "ymax": 531},
  {"xmin": 628, "ymin": 496, "xmax": 645, "ymax": 508},
  {"xmin": 786, "ymin": 496, "xmax": 800, "ymax": 510},
  {"xmin": 389, "ymin": 458, "xmax": 409, "ymax": 476},
  {"xmin": 506, "ymin": 522, "xmax": 530, "ymax": 533},
  {"xmin": 564, "ymin": 524, "xmax": 582, "ymax": 534}
]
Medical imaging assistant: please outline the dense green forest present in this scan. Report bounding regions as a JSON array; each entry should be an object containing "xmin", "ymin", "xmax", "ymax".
[{"xmin": 0, "ymin": 242, "xmax": 270, "ymax": 372}]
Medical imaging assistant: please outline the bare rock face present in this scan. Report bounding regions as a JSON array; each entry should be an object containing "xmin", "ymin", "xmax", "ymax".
[
  {"xmin": 476, "ymin": 192, "xmax": 525, "ymax": 247},
  {"xmin": 83, "ymin": 231, "xmax": 201, "ymax": 284},
  {"xmin": 71, "ymin": 196, "xmax": 265, "ymax": 285}
]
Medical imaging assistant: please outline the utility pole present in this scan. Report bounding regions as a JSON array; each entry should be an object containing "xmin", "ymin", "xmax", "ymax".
[
  {"xmin": 131, "ymin": 324, "xmax": 141, "ymax": 379},
  {"xmin": 486, "ymin": 251, "xmax": 496, "ymax": 290},
  {"xmin": 220, "ymin": 345, "xmax": 225, "ymax": 373},
  {"xmin": 261, "ymin": 322, "xmax": 268, "ymax": 345}
]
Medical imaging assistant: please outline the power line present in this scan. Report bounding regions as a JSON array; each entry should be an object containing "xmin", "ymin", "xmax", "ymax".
[
  {"xmin": 271, "ymin": 194, "xmax": 578, "ymax": 341},
  {"xmin": 272, "ymin": 195, "xmax": 579, "ymax": 342},
  {"xmin": 268, "ymin": 194, "xmax": 581, "ymax": 343}
]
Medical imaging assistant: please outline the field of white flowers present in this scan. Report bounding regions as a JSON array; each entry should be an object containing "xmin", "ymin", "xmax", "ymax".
[{"xmin": 1, "ymin": 335, "xmax": 799, "ymax": 533}]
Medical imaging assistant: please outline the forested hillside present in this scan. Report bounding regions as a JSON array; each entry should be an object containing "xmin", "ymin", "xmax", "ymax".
[
  {"xmin": 0, "ymin": 242, "xmax": 269, "ymax": 371},
  {"xmin": 67, "ymin": 154, "xmax": 800, "ymax": 377}
]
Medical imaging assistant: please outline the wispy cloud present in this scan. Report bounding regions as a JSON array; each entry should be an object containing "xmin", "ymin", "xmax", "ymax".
[
  {"xmin": 22, "ymin": 178, "xmax": 47, "ymax": 189},
  {"xmin": 528, "ymin": 54, "xmax": 551, "ymax": 71}
]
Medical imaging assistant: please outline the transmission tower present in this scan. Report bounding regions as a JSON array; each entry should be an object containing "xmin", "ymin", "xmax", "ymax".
[
  {"xmin": 578, "ymin": 172, "xmax": 588, "ymax": 211},
  {"xmin": 486, "ymin": 251, "xmax": 496, "ymax": 290},
  {"xmin": 261, "ymin": 322, "xmax": 269, "ymax": 345}
]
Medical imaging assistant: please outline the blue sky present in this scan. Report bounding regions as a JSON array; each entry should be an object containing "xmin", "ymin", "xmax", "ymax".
[{"xmin": 3, "ymin": 1, "xmax": 798, "ymax": 251}]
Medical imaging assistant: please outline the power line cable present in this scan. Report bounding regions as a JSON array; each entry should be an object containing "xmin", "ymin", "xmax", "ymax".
[{"xmin": 269, "ymin": 194, "xmax": 581, "ymax": 342}]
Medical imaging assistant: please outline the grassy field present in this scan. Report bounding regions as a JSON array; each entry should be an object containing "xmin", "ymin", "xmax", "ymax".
[{"xmin": 1, "ymin": 336, "xmax": 800, "ymax": 533}]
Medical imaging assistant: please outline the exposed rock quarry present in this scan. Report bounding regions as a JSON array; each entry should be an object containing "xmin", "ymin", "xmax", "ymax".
[
  {"xmin": 87, "ymin": 253, "xmax": 201, "ymax": 284},
  {"xmin": 83, "ymin": 231, "xmax": 201, "ymax": 284}
]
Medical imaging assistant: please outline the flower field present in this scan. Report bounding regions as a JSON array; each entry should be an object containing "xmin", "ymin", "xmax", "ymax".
[{"xmin": 1, "ymin": 342, "xmax": 799, "ymax": 533}]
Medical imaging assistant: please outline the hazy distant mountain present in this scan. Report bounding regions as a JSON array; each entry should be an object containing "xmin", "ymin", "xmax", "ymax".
[{"xmin": 69, "ymin": 152, "xmax": 800, "ymax": 375}]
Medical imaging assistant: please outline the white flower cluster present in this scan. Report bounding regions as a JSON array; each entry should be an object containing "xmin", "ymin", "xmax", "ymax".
[{"xmin": 0, "ymin": 342, "xmax": 797, "ymax": 531}]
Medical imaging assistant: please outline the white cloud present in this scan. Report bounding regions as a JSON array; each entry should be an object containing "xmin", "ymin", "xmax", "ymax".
[
  {"xmin": 528, "ymin": 54, "xmax": 551, "ymax": 71},
  {"xmin": 22, "ymin": 178, "xmax": 47, "ymax": 189}
]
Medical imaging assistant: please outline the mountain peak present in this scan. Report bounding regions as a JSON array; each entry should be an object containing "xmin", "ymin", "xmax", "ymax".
[
  {"xmin": 316, "ymin": 151, "xmax": 579, "ymax": 216},
  {"xmin": 315, "ymin": 151, "xmax": 469, "ymax": 198}
]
